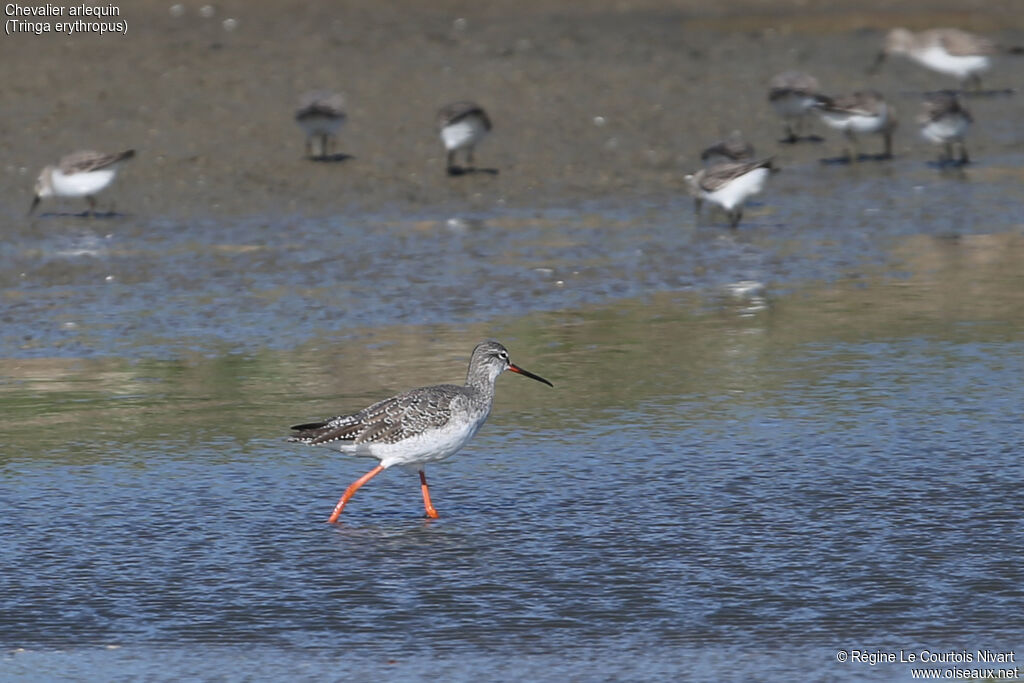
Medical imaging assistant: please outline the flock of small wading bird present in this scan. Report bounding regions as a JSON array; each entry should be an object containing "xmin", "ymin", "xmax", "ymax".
[
  {"xmin": 687, "ymin": 27, "xmax": 1013, "ymax": 228},
  {"xmin": 23, "ymin": 27, "xmax": 1016, "ymax": 520}
]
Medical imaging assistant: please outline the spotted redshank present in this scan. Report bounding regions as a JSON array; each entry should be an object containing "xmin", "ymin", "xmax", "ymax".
[
  {"xmin": 30, "ymin": 149, "xmax": 135, "ymax": 216},
  {"xmin": 289, "ymin": 340, "xmax": 552, "ymax": 521}
]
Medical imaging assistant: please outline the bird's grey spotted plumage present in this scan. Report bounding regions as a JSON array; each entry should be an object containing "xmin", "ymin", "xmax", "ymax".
[
  {"xmin": 290, "ymin": 385, "xmax": 467, "ymax": 446},
  {"xmin": 289, "ymin": 341, "xmax": 552, "ymax": 520}
]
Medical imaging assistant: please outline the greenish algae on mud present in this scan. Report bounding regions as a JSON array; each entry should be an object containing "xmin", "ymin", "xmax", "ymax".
[{"xmin": 3, "ymin": 226, "xmax": 1022, "ymax": 460}]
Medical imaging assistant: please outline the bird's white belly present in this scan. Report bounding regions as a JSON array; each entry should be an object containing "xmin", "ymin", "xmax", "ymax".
[
  {"xmin": 921, "ymin": 117, "xmax": 968, "ymax": 144},
  {"xmin": 819, "ymin": 109, "xmax": 886, "ymax": 134},
  {"xmin": 915, "ymin": 47, "xmax": 990, "ymax": 79},
  {"xmin": 706, "ymin": 167, "xmax": 768, "ymax": 211},
  {"xmin": 772, "ymin": 93, "xmax": 816, "ymax": 119},
  {"xmin": 441, "ymin": 117, "xmax": 487, "ymax": 151},
  {"xmin": 51, "ymin": 168, "xmax": 117, "ymax": 197},
  {"xmin": 335, "ymin": 417, "xmax": 485, "ymax": 470}
]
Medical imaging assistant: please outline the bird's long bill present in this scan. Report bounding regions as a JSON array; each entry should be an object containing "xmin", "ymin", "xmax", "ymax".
[
  {"xmin": 509, "ymin": 363, "xmax": 553, "ymax": 387},
  {"xmin": 867, "ymin": 51, "xmax": 886, "ymax": 75},
  {"xmin": 28, "ymin": 195, "xmax": 40, "ymax": 216}
]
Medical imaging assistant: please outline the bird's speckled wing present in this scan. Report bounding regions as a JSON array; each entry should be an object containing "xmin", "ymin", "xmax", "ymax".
[
  {"xmin": 940, "ymin": 30, "xmax": 994, "ymax": 57},
  {"xmin": 768, "ymin": 71, "xmax": 819, "ymax": 99},
  {"xmin": 921, "ymin": 94, "xmax": 971, "ymax": 123},
  {"xmin": 289, "ymin": 384, "xmax": 464, "ymax": 446},
  {"xmin": 437, "ymin": 101, "xmax": 492, "ymax": 130},
  {"xmin": 295, "ymin": 92, "xmax": 346, "ymax": 120},
  {"xmin": 818, "ymin": 93, "xmax": 884, "ymax": 117},
  {"xmin": 700, "ymin": 137, "xmax": 754, "ymax": 162},
  {"xmin": 698, "ymin": 159, "xmax": 773, "ymax": 192},
  {"xmin": 59, "ymin": 150, "xmax": 135, "ymax": 175}
]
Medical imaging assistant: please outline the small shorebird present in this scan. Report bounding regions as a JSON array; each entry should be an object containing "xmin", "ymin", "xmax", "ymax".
[
  {"xmin": 919, "ymin": 90, "xmax": 972, "ymax": 165},
  {"xmin": 870, "ymin": 28, "xmax": 995, "ymax": 90},
  {"xmin": 295, "ymin": 91, "xmax": 347, "ymax": 159},
  {"xmin": 700, "ymin": 130, "xmax": 755, "ymax": 165},
  {"xmin": 289, "ymin": 341, "xmax": 552, "ymax": 521},
  {"xmin": 29, "ymin": 149, "xmax": 135, "ymax": 216},
  {"xmin": 437, "ymin": 101, "xmax": 492, "ymax": 175},
  {"xmin": 684, "ymin": 158, "xmax": 775, "ymax": 229},
  {"xmin": 813, "ymin": 90, "xmax": 896, "ymax": 162},
  {"xmin": 768, "ymin": 71, "xmax": 822, "ymax": 143}
]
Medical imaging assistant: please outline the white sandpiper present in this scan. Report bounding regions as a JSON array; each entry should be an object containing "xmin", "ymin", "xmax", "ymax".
[
  {"xmin": 437, "ymin": 101, "xmax": 492, "ymax": 175},
  {"xmin": 870, "ymin": 28, "xmax": 995, "ymax": 90},
  {"xmin": 30, "ymin": 149, "xmax": 135, "ymax": 216},
  {"xmin": 919, "ymin": 90, "xmax": 972, "ymax": 165},
  {"xmin": 289, "ymin": 340, "xmax": 552, "ymax": 521},
  {"xmin": 768, "ymin": 71, "xmax": 821, "ymax": 143},
  {"xmin": 295, "ymin": 91, "xmax": 347, "ymax": 159},
  {"xmin": 684, "ymin": 158, "xmax": 776, "ymax": 229},
  {"xmin": 813, "ymin": 90, "xmax": 896, "ymax": 162}
]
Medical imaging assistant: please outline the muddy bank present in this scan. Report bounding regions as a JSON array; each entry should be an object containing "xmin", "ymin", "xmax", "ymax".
[{"xmin": 2, "ymin": 0, "xmax": 1024, "ymax": 220}]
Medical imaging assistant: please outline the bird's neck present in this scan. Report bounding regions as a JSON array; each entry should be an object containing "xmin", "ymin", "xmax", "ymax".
[{"xmin": 465, "ymin": 370, "xmax": 497, "ymax": 399}]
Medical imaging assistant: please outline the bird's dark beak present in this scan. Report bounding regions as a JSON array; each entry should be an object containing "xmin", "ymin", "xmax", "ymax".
[
  {"xmin": 509, "ymin": 363, "xmax": 553, "ymax": 387},
  {"xmin": 28, "ymin": 195, "xmax": 40, "ymax": 216},
  {"xmin": 867, "ymin": 50, "xmax": 886, "ymax": 75}
]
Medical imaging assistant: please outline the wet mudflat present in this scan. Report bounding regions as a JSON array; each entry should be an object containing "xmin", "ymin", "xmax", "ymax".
[
  {"xmin": 3, "ymin": 186, "xmax": 1023, "ymax": 680},
  {"xmin": 3, "ymin": 1, "xmax": 1024, "ymax": 681}
]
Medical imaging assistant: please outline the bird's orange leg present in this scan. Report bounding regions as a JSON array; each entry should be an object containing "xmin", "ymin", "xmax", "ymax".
[
  {"xmin": 327, "ymin": 464, "xmax": 385, "ymax": 523},
  {"xmin": 419, "ymin": 469, "xmax": 440, "ymax": 519}
]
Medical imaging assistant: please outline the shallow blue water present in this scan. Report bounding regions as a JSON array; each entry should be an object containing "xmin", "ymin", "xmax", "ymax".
[
  {"xmin": 4, "ymin": 94, "xmax": 1024, "ymax": 683},
  {"xmin": 3, "ymin": 145, "xmax": 1016, "ymax": 361},
  {"xmin": 3, "ymin": 324, "xmax": 1022, "ymax": 680}
]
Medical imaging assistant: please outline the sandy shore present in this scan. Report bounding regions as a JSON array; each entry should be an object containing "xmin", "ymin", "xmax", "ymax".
[{"xmin": 2, "ymin": 0, "xmax": 1024, "ymax": 219}]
